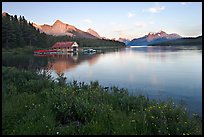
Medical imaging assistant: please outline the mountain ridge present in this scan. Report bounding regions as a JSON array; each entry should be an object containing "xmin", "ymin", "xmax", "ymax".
[
  {"xmin": 117, "ymin": 38, "xmax": 130, "ymax": 45},
  {"xmin": 32, "ymin": 19, "xmax": 98, "ymax": 39},
  {"xmin": 87, "ymin": 28, "xmax": 102, "ymax": 39},
  {"xmin": 128, "ymin": 31, "xmax": 182, "ymax": 46}
]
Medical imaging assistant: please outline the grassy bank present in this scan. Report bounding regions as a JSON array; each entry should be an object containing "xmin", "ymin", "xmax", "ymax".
[
  {"xmin": 2, "ymin": 46, "xmax": 45, "ymax": 56},
  {"xmin": 2, "ymin": 67, "xmax": 202, "ymax": 135}
]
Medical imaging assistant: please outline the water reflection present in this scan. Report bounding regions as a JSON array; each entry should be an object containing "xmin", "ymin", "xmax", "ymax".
[
  {"xmin": 2, "ymin": 53, "xmax": 49, "ymax": 71},
  {"xmin": 44, "ymin": 53, "xmax": 100, "ymax": 75},
  {"xmin": 125, "ymin": 46, "xmax": 181, "ymax": 63}
]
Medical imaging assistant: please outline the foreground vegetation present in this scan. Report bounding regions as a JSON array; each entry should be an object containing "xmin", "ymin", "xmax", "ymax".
[{"xmin": 2, "ymin": 66, "xmax": 202, "ymax": 135}]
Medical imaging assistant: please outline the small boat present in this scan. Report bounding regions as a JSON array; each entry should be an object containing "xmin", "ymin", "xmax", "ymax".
[{"xmin": 83, "ymin": 48, "xmax": 96, "ymax": 53}]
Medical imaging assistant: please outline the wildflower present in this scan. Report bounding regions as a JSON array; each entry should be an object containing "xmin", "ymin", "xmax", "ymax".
[
  {"xmin": 131, "ymin": 120, "xmax": 135, "ymax": 122},
  {"xmin": 56, "ymin": 132, "xmax": 59, "ymax": 135}
]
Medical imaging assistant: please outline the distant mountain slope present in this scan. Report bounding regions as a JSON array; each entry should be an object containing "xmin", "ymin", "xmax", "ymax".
[
  {"xmin": 32, "ymin": 20, "xmax": 98, "ymax": 39},
  {"xmin": 87, "ymin": 28, "xmax": 102, "ymax": 39},
  {"xmin": 148, "ymin": 36, "xmax": 202, "ymax": 46},
  {"xmin": 128, "ymin": 31, "xmax": 182, "ymax": 46},
  {"xmin": 117, "ymin": 38, "xmax": 130, "ymax": 45}
]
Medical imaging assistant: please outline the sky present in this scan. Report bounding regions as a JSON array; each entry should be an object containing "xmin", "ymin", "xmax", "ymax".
[{"xmin": 2, "ymin": 2, "xmax": 202, "ymax": 40}]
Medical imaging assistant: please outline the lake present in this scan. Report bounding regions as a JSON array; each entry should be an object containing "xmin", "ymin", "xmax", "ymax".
[{"xmin": 3, "ymin": 46, "xmax": 202, "ymax": 116}]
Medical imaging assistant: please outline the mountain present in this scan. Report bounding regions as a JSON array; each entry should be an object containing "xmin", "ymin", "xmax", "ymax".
[
  {"xmin": 148, "ymin": 36, "xmax": 202, "ymax": 47},
  {"xmin": 2, "ymin": 12, "xmax": 9, "ymax": 17},
  {"xmin": 117, "ymin": 38, "xmax": 130, "ymax": 45},
  {"xmin": 32, "ymin": 20, "xmax": 98, "ymax": 39},
  {"xmin": 128, "ymin": 31, "xmax": 182, "ymax": 46},
  {"xmin": 87, "ymin": 28, "xmax": 101, "ymax": 39}
]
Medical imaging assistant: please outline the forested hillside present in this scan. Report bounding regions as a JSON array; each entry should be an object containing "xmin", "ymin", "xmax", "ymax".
[{"xmin": 148, "ymin": 36, "xmax": 202, "ymax": 47}]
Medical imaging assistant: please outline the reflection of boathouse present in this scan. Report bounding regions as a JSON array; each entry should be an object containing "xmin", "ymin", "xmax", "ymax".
[
  {"xmin": 52, "ymin": 42, "xmax": 79, "ymax": 52},
  {"xmin": 47, "ymin": 53, "xmax": 100, "ymax": 75},
  {"xmin": 47, "ymin": 54, "xmax": 78, "ymax": 75}
]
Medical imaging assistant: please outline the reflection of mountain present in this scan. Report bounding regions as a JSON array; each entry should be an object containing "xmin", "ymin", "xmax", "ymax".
[
  {"xmin": 47, "ymin": 53, "xmax": 100, "ymax": 75},
  {"xmin": 122, "ymin": 47, "xmax": 180, "ymax": 64},
  {"xmin": 48, "ymin": 59, "xmax": 77, "ymax": 75}
]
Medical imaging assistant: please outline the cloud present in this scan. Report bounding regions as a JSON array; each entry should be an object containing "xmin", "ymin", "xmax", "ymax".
[
  {"xmin": 110, "ymin": 22, "xmax": 116, "ymax": 25},
  {"xmin": 180, "ymin": 2, "xmax": 191, "ymax": 5},
  {"xmin": 148, "ymin": 6, "xmax": 165, "ymax": 13},
  {"xmin": 83, "ymin": 19, "xmax": 92, "ymax": 24},
  {"xmin": 149, "ymin": 21, "xmax": 155, "ymax": 25},
  {"xmin": 180, "ymin": 2, "xmax": 187, "ymax": 5},
  {"xmin": 113, "ymin": 24, "xmax": 129, "ymax": 32},
  {"xmin": 135, "ymin": 22, "xmax": 147, "ymax": 28},
  {"xmin": 128, "ymin": 12, "xmax": 135, "ymax": 18}
]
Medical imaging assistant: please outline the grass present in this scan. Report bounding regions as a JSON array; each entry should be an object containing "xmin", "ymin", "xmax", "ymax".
[
  {"xmin": 2, "ymin": 46, "xmax": 38, "ymax": 54},
  {"xmin": 2, "ymin": 66, "xmax": 202, "ymax": 135}
]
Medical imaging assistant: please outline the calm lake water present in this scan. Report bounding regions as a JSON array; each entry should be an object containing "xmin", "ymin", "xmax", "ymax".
[{"xmin": 3, "ymin": 46, "xmax": 202, "ymax": 116}]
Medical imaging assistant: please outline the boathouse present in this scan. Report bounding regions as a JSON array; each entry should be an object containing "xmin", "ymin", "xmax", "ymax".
[{"xmin": 52, "ymin": 42, "xmax": 79, "ymax": 52}]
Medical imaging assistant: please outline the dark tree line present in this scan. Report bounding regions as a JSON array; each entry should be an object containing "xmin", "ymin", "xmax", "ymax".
[
  {"xmin": 2, "ymin": 13, "xmax": 125, "ymax": 49},
  {"xmin": 149, "ymin": 36, "xmax": 202, "ymax": 46}
]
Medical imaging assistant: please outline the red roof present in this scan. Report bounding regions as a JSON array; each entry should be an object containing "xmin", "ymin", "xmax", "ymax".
[{"xmin": 52, "ymin": 42, "xmax": 75, "ymax": 48}]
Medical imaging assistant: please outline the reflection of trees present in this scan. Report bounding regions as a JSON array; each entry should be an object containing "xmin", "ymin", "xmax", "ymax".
[
  {"xmin": 47, "ymin": 53, "xmax": 100, "ymax": 75},
  {"xmin": 2, "ymin": 53, "xmax": 49, "ymax": 71}
]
